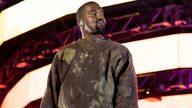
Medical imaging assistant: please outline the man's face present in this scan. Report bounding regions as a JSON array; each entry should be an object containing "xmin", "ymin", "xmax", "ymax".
[{"xmin": 81, "ymin": 3, "xmax": 106, "ymax": 34}]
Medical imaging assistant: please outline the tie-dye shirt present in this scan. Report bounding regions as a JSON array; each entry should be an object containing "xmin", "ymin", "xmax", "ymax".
[{"xmin": 40, "ymin": 35, "xmax": 138, "ymax": 108}]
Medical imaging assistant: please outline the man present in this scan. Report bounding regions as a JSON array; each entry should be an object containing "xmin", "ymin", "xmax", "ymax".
[{"xmin": 40, "ymin": 1, "xmax": 138, "ymax": 108}]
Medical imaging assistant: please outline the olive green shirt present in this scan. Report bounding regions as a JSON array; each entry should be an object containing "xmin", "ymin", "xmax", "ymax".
[{"xmin": 40, "ymin": 35, "xmax": 138, "ymax": 108}]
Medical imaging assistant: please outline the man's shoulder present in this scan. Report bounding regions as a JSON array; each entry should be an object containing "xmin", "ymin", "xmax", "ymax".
[
  {"xmin": 102, "ymin": 38, "xmax": 132, "ymax": 57},
  {"xmin": 59, "ymin": 41, "xmax": 77, "ymax": 51},
  {"xmin": 54, "ymin": 41, "xmax": 78, "ymax": 58},
  {"xmin": 104, "ymin": 38, "xmax": 128, "ymax": 50}
]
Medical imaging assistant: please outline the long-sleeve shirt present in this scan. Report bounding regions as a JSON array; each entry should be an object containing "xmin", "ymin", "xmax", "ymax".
[{"xmin": 40, "ymin": 35, "xmax": 139, "ymax": 108}]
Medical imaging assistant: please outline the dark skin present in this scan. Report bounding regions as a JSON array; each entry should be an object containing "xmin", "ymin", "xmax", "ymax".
[{"xmin": 78, "ymin": 3, "xmax": 106, "ymax": 41}]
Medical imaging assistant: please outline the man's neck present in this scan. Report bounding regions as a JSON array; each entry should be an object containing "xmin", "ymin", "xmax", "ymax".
[
  {"xmin": 81, "ymin": 30, "xmax": 102, "ymax": 41},
  {"xmin": 82, "ymin": 34, "xmax": 101, "ymax": 41},
  {"xmin": 82, "ymin": 32, "xmax": 93, "ymax": 40}
]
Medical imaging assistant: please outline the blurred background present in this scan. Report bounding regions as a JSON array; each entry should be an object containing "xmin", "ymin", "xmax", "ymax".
[{"xmin": 1, "ymin": 0, "xmax": 192, "ymax": 108}]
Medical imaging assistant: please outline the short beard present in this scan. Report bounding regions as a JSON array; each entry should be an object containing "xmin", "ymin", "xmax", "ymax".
[
  {"xmin": 93, "ymin": 26, "xmax": 105, "ymax": 35},
  {"xmin": 93, "ymin": 19, "xmax": 106, "ymax": 35}
]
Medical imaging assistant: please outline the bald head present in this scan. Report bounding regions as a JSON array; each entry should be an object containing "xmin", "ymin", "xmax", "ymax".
[
  {"xmin": 76, "ymin": 1, "xmax": 100, "ymax": 25},
  {"xmin": 76, "ymin": 1, "xmax": 106, "ymax": 36}
]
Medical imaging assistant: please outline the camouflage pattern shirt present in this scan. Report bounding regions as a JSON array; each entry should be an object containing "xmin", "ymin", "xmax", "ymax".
[{"xmin": 40, "ymin": 35, "xmax": 138, "ymax": 108}]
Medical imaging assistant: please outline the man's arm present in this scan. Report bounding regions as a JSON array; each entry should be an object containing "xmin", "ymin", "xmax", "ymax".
[
  {"xmin": 113, "ymin": 47, "xmax": 139, "ymax": 108},
  {"xmin": 40, "ymin": 53, "xmax": 61, "ymax": 108}
]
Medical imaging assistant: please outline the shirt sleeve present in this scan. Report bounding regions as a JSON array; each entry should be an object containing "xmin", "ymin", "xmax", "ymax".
[
  {"xmin": 40, "ymin": 53, "xmax": 61, "ymax": 108},
  {"xmin": 112, "ymin": 46, "xmax": 139, "ymax": 108}
]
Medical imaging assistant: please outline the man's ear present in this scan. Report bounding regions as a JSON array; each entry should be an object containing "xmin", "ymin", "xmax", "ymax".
[{"xmin": 80, "ymin": 19, "xmax": 84, "ymax": 27}]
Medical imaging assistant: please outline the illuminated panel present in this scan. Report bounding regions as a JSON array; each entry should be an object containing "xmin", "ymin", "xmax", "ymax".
[
  {"xmin": 123, "ymin": 34, "xmax": 179, "ymax": 74},
  {"xmin": 28, "ymin": 65, "xmax": 50, "ymax": 101},
  {"xmin": 1, "ymin": 74, "xmax": 30, "ymax": 108},
  {"xmin": 1, "ymin": 64, "xmax": 51, "ymax": 108},
  {"xmin": 1, "ymin": 0, "xmax": 135, "ymax": 42},
  {"xmin": 139, "ymin": 99, "xmax": 165, "ymax": 108},
  {"xmin": 178, "ymin": 33, "xmax": 192, "ymax": 68},
  {"xmin": 138, "ymin": 94, "xmax": 192, "ymax": 108}
]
